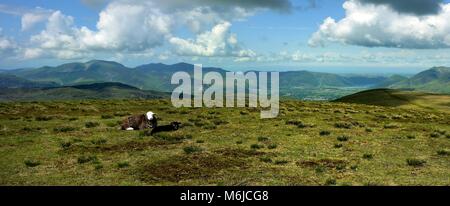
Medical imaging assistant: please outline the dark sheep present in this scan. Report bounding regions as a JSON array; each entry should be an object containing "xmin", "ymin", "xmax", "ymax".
[{"xmin": 149, "ymin": 121, "xmax": 181, "ymax": 135}]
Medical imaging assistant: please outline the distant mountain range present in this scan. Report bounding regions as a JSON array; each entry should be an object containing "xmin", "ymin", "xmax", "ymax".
[
  {"xmin": 1, "ymin": 60, "xmax": 391, "ymax": 90},
  {"xmin": 1, "ymin": 60, "xmax": 449, "ymax": 100}
]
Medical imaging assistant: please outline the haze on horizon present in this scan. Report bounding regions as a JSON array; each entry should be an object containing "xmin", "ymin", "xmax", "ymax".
[{"xmin": 1, "ymin": 0, "xmax": 450, "ymax": 74}]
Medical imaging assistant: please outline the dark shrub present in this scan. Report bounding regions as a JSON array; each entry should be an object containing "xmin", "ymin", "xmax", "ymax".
[
  {"xmin": 337, "ymin": 135, "xmax": 349, "ymax": 142},
  {"xmin": 202, "ymin": 123, "xmax": 217, "ymax": 130},
  {"xmin": 384, "ymin": 123, "xmax": 399, "ymax": 129},
  {"xmin": 430, "ymin": 132, "xmax": 440, "ymax": 138},
  {"xmin": 236, "ymin": 140, "xmax": 243, "ymax": 144},
  {"xmin": 325, "ymin": 178, "xmax": 337, "ymax": 185},
  {"xmin": 183, "ymin": 146, "xmax": 203, "ymax": 154},
  {"xmin": 285, "ymin": 120, "xmax": 303, "ymax": 126},
  {"xmin": 320, "ymin": 130, "xmax": 331, "ymax": 136},
  {"xmin": 250, "ymin": 144, "xmax": 264, "ymax": 149},
  {"xmin": 213, "ymin": 119, "xmax": 229, "ymax": 125},
  {"xmin": 257, "ymin": 136, "xmax": 270, "ymax": 142},
  {"xmin": 91, "ymin": 138, "xmax": 107, "ymax": 145},
  {"xmin": 95, "ymin": 164, "xmax": 104, "ymax": 170},
  {"xmin": 334, "ymin": 143, "xmax": 343, "ymax": 148},
  {"xmin": 268, "ymin": 144, "xmax": 278, "ymax": 149},
  {"xmin": 334, "ymin": 122, "xmax": 352, "ymax": 129},
  {"xmin": 406, "ymin": 158, "xmax": 426, "ymax": 167},
  {"xmin": 54, "ymin": 126, "xmax": 77, "ymax": 133},
  {"xmin": 114, "ymin": 112, "xmax": 130, "ymax": 117},
  {"xmin": 407, "ymin": 135, "xmax": 416, "ymax": 139},
  {"xmin": 35, "ymin": 115, "xmax": 53, "ymax": 121},
  {"xmin": 117, "ymin": 162, "xmax": 130, "ymax": 168},
  {"xmin": 315, "ymin": 166, "xmax": 326, "ymax": 173},
  {"xmin": 435, "ymin": 129, "xmax": 446, "ymax": 135},
  {"xmin": 274, "ymin": 160, "xmax": 289, "ymax": 165},
  {"xmin": 240, "ymin": 111, "xmax": 249, "ymax": 115},
  {"xmin": 24, "ymin": 159, "xmax": 40, "ymax": 167},
  {"xmin": 335, "ymin": 164, "xmax": 346, "ymax": 170},
  {"xmin": 85, "ymin": 122, "xmax": 100, "ymax": 128},
  {"xmin": 437, "ymin": 149, "xmax": 450, "ymax": 156},
  {"xmin": 22, "ymin": 127, "xmax": 34, "ymax": 132},
  {"xmin": 101, "ymin": 114, "xmax": 114, "ymax": 119},
  {"xmin": 260, "ymin": 157, "xmax": 272, "ymax": 163},
  {"xmin": 363, "ymin": 153, "xmax": 374, "ymax": 160},
  {"xmin": 77, "ymin": 155, "xmax": 97, "ymax": 164},
  {"xmin": 60, "ymin": 141, "xmax": 71, "ymax": 149}
]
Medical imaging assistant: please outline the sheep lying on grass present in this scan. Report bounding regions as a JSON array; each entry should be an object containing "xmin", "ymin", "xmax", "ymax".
[
  {"xmin": 147, "ymin": 121, "xmax": 182, "ymax": 136},
  {"xmin": 121, "ymin": 111, "xmax": 157, "ymax": 131}
]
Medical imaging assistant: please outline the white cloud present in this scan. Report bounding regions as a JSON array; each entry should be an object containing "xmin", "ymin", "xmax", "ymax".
[
  {"xmin": 309, "ymin": 0, "xmax": 450, "ymax": 49},
  {"xmin": 0, "ymin": 28, "xmax": 19, "ymax": 58},
  {"xmin": 23, "ymin": 48, "xmax": 44, "ymax": 59},
  {"xmin": 19, "ymin": 0, "xmax": 263, "ymax": 60},
  {"xmin": 79, "ymin": 1, "xmax": 172, "ymax": 51},
  {"xmin": 27, "ymin": 11, "xmax": 80, "ymax": 59},
  {"xmin": 21, "ymin": 8, "xmax": 52, "ymax": 31},
  {"xmin": 169, "ymin": 21, "xmax": 255, "ymax": 58}
]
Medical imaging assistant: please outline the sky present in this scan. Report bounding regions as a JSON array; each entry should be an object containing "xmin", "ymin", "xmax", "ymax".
[{"xmin": 1, "ymin": 0, "xmax": 450, "ymax": 74}]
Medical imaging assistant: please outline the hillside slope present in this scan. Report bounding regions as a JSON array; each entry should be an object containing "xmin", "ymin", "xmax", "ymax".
[
  {"xmin": 334, "ymin": 88, "xmax": 450, "ymax": 112},
  {"xmin": 0, "ymin": 73, "xmax": 59, "ymax": 88},
  {"xmin": 389, "ymin": 67, "xmax": 450, "ymax": 93},
  {"xmin": 0, "ymin": 82, "xmax": 169, "ymax": 101}
]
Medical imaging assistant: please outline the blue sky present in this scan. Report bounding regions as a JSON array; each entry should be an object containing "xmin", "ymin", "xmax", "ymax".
[{"xmin": 1, "ymin": 0, "xmax": 450, "ymax": 74}]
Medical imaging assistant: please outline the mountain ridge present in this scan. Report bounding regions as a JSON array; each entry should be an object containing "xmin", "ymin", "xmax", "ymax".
[{"xmin": 3, "ymin": 60, "xmax": 450, "ymax": 97}]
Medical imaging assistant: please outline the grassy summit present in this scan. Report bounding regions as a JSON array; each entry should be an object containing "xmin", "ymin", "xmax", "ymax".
[{"xmin": 0, "ymin": 98, "xmax": 449, "ymax": 185}]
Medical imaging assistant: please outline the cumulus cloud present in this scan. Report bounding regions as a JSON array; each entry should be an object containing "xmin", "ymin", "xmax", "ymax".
[
  {"xmin": 0, "ymin": 29, "xmax": 18, "ymax": 57},
  {"xmin": 18, "ymin": 0, "xmax": 282, "ymax": 60},
  {"xmin": 169, "ymin": 21, "xmax": 255, "ymax": 57},
  {"xmin": 79, "ymin": 1, "xmax": 172, "ymax": 51},
  {"xmin": 358, "ymin": 0, "xmax": 444, "ymax": 16},
  {"xmin": 309, "ymin": 0, "xmax": 450, "ymax": 49},
  {"xmin": 28, "ymin": 11, "xmax": 79, "ymax": 59},
  {"xmin": 21, "ymin": 8, "xmax": 52, "ymax": 31}
]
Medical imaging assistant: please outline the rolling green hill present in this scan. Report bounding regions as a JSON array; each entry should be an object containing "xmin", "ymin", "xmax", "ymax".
[
  {"xmin": 0, "ymin": 82, "xmax": 169, "ymax": 101},
  {"xmin": 334, "ymin": 88, "xmax": 450, "ymax": 112},
  {"xmin": 389, "ymin": 67, "xmax": 450, "ymax": 93},
  {"xmin": 0, "ymin": 73, "xmax": 59, "ymax": 88}
]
